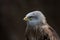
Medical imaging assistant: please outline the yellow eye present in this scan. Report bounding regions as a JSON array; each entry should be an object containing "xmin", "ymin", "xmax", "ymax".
[
  {"xmin": 29, "ymin": 18, "xmax": 32, "ymax": 21},
  {"xmin": 28, "ymin": 16, "xmax": 35, "ymax": 21}
]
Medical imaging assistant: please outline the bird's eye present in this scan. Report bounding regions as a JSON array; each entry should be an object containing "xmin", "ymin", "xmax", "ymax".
[
  {"xmin": 28, "ymin": 16, "xmax": 34, "ymax": 20},
  {"xmin": 28, "ymin": 16, "xmax": 34, "ymax": 18}
]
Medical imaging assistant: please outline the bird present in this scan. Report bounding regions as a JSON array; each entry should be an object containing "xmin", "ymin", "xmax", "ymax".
[{"xmin": 23, "ymin": 11, "xmax": 60, "ymax": 40}]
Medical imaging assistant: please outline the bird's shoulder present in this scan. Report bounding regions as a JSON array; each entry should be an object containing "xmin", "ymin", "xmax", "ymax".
[{"xmin": 41, "ymin": 24, "xmax": 60, "ymax": 40}]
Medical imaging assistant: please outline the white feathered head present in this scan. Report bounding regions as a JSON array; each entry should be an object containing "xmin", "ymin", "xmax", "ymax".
[{"xmin": 23, "ymin": 11, "xmax": 46, "ymax": 26}]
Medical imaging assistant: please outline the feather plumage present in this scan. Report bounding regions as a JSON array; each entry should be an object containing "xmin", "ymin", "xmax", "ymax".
[{"xmin": 24, "ymin": 11, "xmax": 60, "ymax": 40}]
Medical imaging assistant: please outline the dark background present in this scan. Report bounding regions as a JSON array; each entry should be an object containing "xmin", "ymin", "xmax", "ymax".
[{"xmin": 1, "ymin": 0, "xmax": 60, "ymax": 40}]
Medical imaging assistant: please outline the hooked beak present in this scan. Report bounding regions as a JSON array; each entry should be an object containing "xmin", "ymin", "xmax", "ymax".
[{"xmin": 23, "ymin": 16, "xmax": 28, "ymax": 21}]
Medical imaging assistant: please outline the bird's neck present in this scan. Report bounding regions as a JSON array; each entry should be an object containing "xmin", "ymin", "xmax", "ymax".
[{"xmin": 27, "ymin": 22, "xmax": 48, "ymax": 31}]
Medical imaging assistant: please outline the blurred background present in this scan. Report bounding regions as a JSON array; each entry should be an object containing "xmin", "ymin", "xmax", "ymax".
[{"xmin": 1, "ymin": 0, "xmax": 60, "ymax": 40}]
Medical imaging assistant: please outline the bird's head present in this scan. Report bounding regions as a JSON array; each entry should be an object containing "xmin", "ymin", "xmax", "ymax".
[{"xmin": 23, "ymin": 11, "xmax": 46, "ymax": 26}]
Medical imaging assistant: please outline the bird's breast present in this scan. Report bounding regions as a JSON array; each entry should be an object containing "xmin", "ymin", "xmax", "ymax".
[{"xmin": 25, "ymin": 26, "xmax": 46, "ymax": 40}]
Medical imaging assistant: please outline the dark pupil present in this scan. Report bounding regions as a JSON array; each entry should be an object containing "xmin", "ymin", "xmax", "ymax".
[{"xmin": 29, "ymin": 16, "xmax": 34, "ymax": 18}]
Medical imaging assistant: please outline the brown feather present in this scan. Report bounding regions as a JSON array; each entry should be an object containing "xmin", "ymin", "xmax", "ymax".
[{"xmin": 25, "ymin": 23, "xmax": 60, "ymax": 40}]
